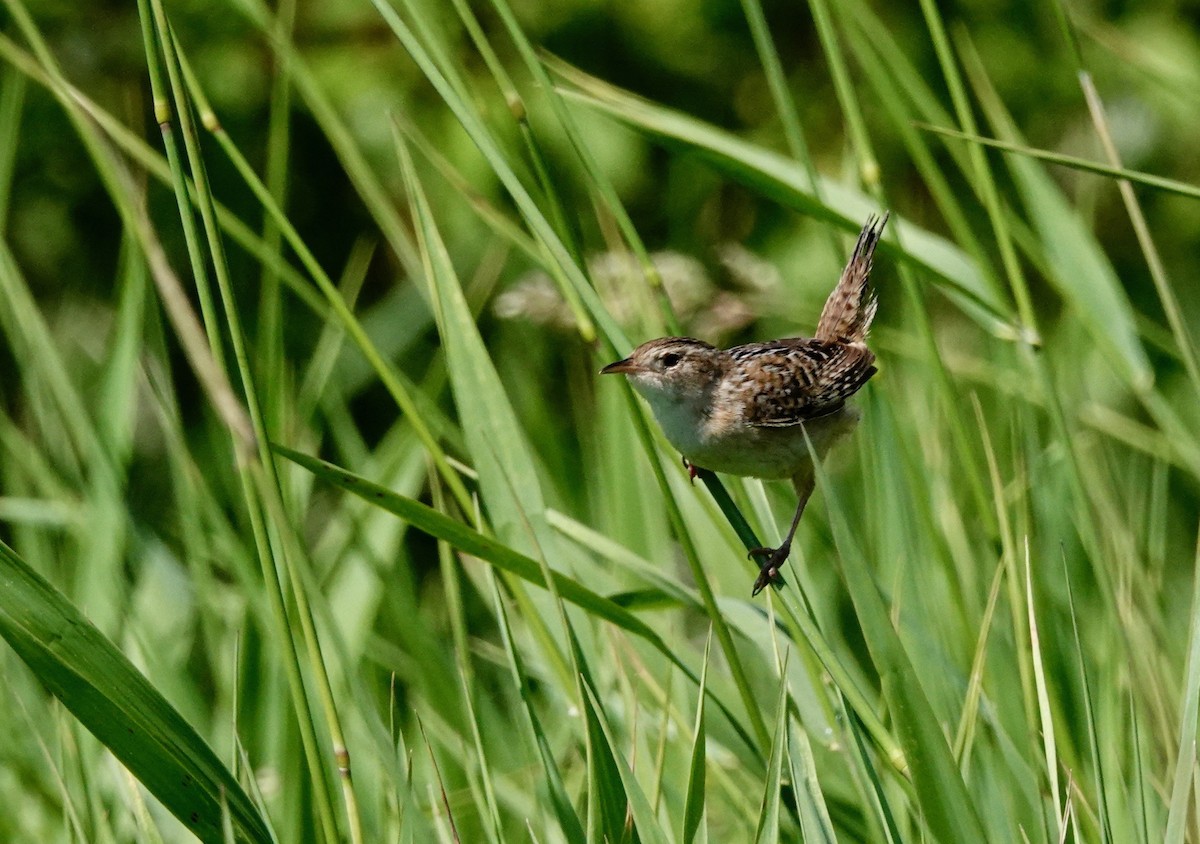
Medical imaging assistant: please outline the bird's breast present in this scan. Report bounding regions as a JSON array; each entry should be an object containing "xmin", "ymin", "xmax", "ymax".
[{"xmin": 687, "ymin": 405, "xmax": 862, "ymax": 480}]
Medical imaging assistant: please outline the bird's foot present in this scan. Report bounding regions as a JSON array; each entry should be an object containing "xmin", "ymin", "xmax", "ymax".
[{"xmin": 748, "ymin": 544, "xmax": 791, "ymax": 596}]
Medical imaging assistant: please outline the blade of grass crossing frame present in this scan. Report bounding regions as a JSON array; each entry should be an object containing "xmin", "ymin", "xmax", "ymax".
[
  {"xmin": 1164, "ymin": 525, "xmax": 1200, "ymax": 844},
  {"xmin": 579, "ymin": 678, "xmax": 672, "ymax": 844},
  {"xmin": 465, "ymin": 0, "xmax": 681, "ymax": 334},
  {"xmin": 994, "ymin": 135, "xmax": 1152, "ymax": 392},
  {"xmin": 915, "ymin": 124, "xmax": 1200, "ymax": 203},
  {"xmin": 843, "ymin": 704, "xmax": 903, "ymax": 844},
  {"xmin": 753, "ymin": 658, "xmax": 790, "ymax": 844},
  {"xmin": 951, "ymin": 36, "xmax": 1151, "ymax": 392},
  {"xmin": 682, "ymin": 629, "xmax": 713, "ymax": 844},
  {"xmin": 0, "ymin": 65, "xmax": 23, "ymax": 229},
  {"xmin": 1128, "ymin": 689, "xmax": 1151, "ymax": 844},
  {"xmin": 567, "ymin": 628, "xmax": 634, "ymax": 844},
  {"xmin": 813, "ymin": 432, "xmax": 987, "ymax": 842},
  {"xmin": 911, "ymin": 0, "xmax": 1039, "ymax": 339},
  {"xmin": 368, "ymin": 0, "xmax": 625, "ymax": 350},
  {"xmin": 1025, "ymin": 540, "xmax": 1063, "ymax": 841},
  {"xmin": 488, "ymin": 569, "xmax": 586, "ymax": 844},
  {"xmin": 273, "ymin": 442, "xmax": 759, "ymax": 758},
  {"xmin": 547, "ymin": 61, "xmax": 1012, "ymax": 331},
  {"xmin": 0, "ymin": 541, "xmax": 270, "ymax": 843},
  {"xmin": 1074, "ymin": 57, "xmax": 1200, "ymax": 390},
  {"xmin": 395, "ymin": 134, "xmax": 580, "ymax": 610},
  {"xmin": 227, "ymin": 0, "xmax": 420, "ymax": 272},
  {"xmin": 786, "ymin": 718, "xmax": 838, "ymax": 844},
  {"xmin": 1062, "ymin": 552, "xmax": 1113, "ymax": 843}
]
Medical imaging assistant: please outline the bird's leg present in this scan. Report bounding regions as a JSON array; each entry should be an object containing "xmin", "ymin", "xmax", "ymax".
[
  {"xmin": 682, "ymin": 456, "xmax": 699, "ymax": 484},
  {"xmin": 748, "ymin": 468, "xmax": 816, "ymax": 596}
]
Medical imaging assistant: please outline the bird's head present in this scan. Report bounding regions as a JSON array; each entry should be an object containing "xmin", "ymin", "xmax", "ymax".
[{"xmin": 600, "ymin": 337, "xmax": 725, "ymax": 406}]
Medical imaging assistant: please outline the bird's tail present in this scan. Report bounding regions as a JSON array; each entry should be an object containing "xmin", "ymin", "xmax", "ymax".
[{"xmin": 815, "ymin": 213, "xmax": 888, "ymax": 347}]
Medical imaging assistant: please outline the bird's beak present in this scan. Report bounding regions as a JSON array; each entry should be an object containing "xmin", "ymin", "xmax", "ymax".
[{"xmin": 600, "ymin": 358, "xmax": 639, "ymax": 375}]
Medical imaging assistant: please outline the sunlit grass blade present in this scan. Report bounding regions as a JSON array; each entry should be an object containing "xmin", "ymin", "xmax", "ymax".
[
  {"xmin": 546, "ymin": 509, "xmax": 704, "ymax": 611},
  {"xmin": 1164, "ymin": 526, "xmax": 1200, "ymax": 844},
  {"xmin": 916, "ymin": 123, "xmax": 1200, "ymax": 202},
  {"xmin": 786, "ymin": 719, "xmax": 837, "ymax": 844},
  {"xmin": 0, "ymin": 540, "xmax": 271, "ymax": 844},
  {"xmin": 274, "ymin": 442, "xmax": 758, "ymax": 755},
  {"xmin": 568, "ymin": 628, "xmax": 634, "ymax": 843},
  {"xmin": 682, "ymin": 629, "xmax": 713, "ymax": 844},
  {"xmin": 1025, "ymin": 540, "xmax": 1062, "ymax": 841},
  {"xmin": 1062, "ymin": 553, "xmax": 1112, "ymax": 843},
  {"xmin": 395, "ymin": 129, "xmax": 566, "ymax": 567},
  {"xmin": 488, "ymin": 570, "xmax": 586, "ymax": 843},
  {"xmin": 752, "ymin": 657, "xmax": 789, "ymax": 844},
  {"xmin": 548, "ymin": 58, "xmax": 1013, "ymax": 332},
  {"xmin": 366, "ymin": 0, "xmax": 625, "ymax": 350},
  {"xmin": 276, "ymin": 440, "xmax": 655, "ymax": 644},
  {"xmin": 951, "ymin": 36, "xmax": 1151, "ymax": 393},
  {"xmin": 814, "ymin": 433, "xmax": 987, "ymax": 842},
  {"xmin": 469, "ymin": 0, "xmax": 682, "ymax": 334},
  {"xmin": 579, "ymin": 677, "xmax": 672, "ymax": 844}
]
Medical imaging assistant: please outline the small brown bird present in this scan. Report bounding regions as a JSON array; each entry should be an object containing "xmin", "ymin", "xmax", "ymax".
[{"xmin": 601, "ymin": 214, "xmax": 887, "ymax": 595}]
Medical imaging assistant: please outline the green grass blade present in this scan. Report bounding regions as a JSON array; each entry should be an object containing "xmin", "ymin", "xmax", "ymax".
[
  {"xmin": 752, "ymin": 656, "xmax": 789, "ymax": 844},
  {"xmin": 1062, "ymin": 552, "xmax": 1112, "ymax": 843},
  {"xmin": 367, "ymin": 0, "xmax": 625, "ymax": 350},
  {"xmin": 549, "ymin": 60, "xmax": 1014, "ymax": 332},
  {"xmin": 917, "ymin": 123, "xmax": 1200, "ymax": 202},
  {"xmin": 395, "ymin": 131, "xmax": 565, "ymax": 566},
  {"xmin": 0, "ymin": 540, "xmax": 271, "ymax": 844},
  {"xmin": 274, "ymin": 441, "xmax": 756, "ymax": 756},
  {"xmin": 569, "ymin": 628, "xmax": 636, "ymax": 844},
  {"xmin": 580, "ymin": 678, "xmax": 672, "ymax": 844},
  {"xmin": 1025, "ymin": 542, "xmax": 1062, "ymax": 840},
  {"xmin": 488, "ymin": 571, "xmax": 586, "ymax": 844},
  {"xmin": 1165, "ymin": 527, "xmax": 1200, "ymax": 844},
  {"xmin": 815, "ymin": 438, "xmax": 987, "ymax": 842},
  {"xmin": 682, "ymin": 628, "xmax": 713, "ymax": 844}
]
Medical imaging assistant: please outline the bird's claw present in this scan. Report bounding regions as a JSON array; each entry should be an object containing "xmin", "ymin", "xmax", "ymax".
[{"xmin": 748, "ymin": 545, "xmax": 790, "ymax": 596}]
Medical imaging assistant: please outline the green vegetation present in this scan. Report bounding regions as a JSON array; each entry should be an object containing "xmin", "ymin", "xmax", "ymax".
[{"xmin": 1, "ymin": 0, "xmax": 1199, "ymax": 840}]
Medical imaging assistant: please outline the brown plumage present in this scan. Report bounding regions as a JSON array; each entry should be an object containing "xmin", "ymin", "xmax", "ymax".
[
  {"xmin": 816, "ymin": 213, "xmax": 884, "ymax": 346},
  {"xmin": 601, "ymin": 214, "xmax": 888, "ymax": 595}
]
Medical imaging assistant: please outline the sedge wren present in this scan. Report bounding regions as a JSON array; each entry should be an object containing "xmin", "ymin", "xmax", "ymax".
[{"xmin": 601, "ymin": 214, "xmax": 887, "ymax": 595}]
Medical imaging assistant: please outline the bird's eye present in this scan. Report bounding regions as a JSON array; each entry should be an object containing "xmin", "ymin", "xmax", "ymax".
[{"xmin": 661, "ymin": 352, "xmax": 681, "ymax": 368}]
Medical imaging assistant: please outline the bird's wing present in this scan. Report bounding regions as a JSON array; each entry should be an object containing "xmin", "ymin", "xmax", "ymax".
[{"xmin": 726, "ymin": 339, "xmax": 877, "ymax": 427}]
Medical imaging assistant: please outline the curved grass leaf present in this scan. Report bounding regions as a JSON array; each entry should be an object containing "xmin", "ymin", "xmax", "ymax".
[
  {"xmin": 0, "ymin": 541, "xmax": 271, "ymax": 844},
  {"xmin": 682, "ymin": 629, "xmax": 712, "ymax": 844},
  {"xmin": 273, "ymin": 443, "xmax": 760, "ymax": 757},
  {"xmin": 813, "ymin": 443, "xmax": 987, "ymax": 843},
  {"xmin": 549, "ymin": 59, "xmax": 1013, "ymax": 331},
  {"xmin": 917, "ymin": 123, "xmax": 1200, "ymax": 203},
  {"xmin": 488, "ymin": 572, "xmax": 585, "ymax": 844},
  {"xmin": 580, "ymin": 678, "xmax": 672, "ymax": 844},
  {"xmin": 753, "ymin": 661, "xmax": 790, "ymax": 844}
]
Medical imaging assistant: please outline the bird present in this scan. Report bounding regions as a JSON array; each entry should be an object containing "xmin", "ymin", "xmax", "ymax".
[{"xmin": 600, "ymin": 214, "xmax": 887, "ymax": 595}]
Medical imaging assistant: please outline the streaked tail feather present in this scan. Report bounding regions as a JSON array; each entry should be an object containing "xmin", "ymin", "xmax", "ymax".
[{"xmin": 815, "ymin": 212, "xmax": 888, "ymax": 346}]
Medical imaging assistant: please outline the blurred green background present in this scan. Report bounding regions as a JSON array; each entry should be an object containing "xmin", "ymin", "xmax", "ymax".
[{"xmin": 2, "ymin": 0, "xmax": 1200, "ymax": 841}]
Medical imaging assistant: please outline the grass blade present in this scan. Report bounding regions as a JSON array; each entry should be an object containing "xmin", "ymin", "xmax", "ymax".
[
  {"xmin": 0, "ymin": 540, "xmax": 270, "ymax": 843},
  {"xmin": 682, "ymin": 628, "xmax": 713, "ymax": 844}
]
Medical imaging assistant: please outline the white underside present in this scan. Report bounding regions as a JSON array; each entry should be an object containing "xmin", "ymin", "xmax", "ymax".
[{"xmin": 651, "ymin": 398, "xmax": 861, "ymax": 480}]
